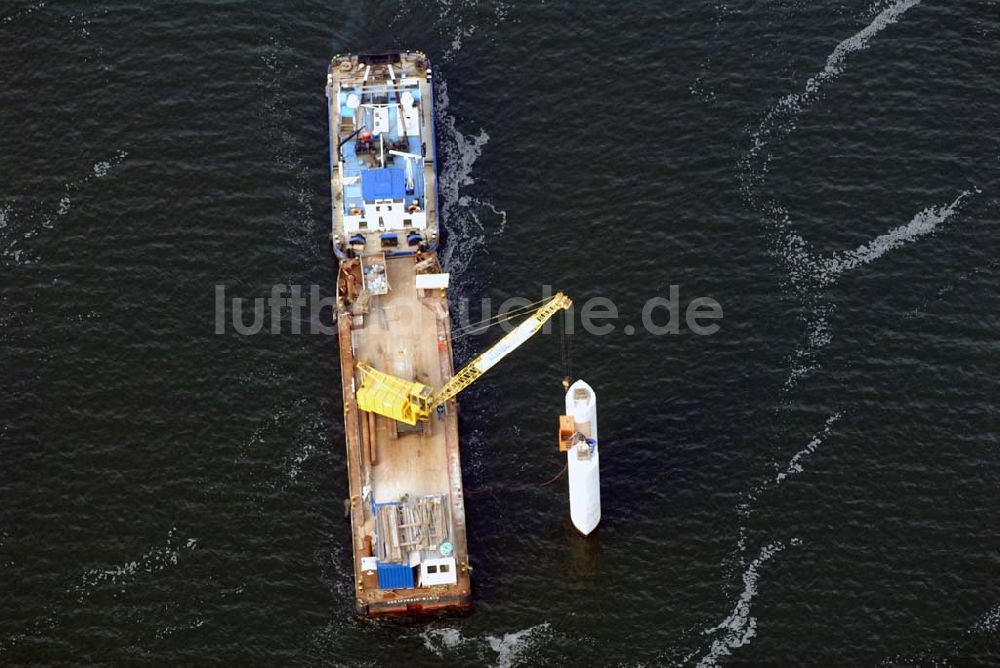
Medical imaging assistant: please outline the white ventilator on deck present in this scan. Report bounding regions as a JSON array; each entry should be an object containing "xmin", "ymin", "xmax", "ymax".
[{"xmin": 565, "ymin": 379, "xmax": 601, "ymax": 535}]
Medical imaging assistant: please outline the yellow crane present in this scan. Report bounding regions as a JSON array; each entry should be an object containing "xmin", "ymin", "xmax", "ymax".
[{"xmin": 356, "ymin": 292, "xmax": 573, "ymax": 425}]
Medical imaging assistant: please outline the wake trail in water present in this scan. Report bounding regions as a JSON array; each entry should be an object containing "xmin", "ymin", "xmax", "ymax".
[
  {"xmin": 742, "ymin": 0, "xmax": 923, "ymax": 192},
  {"xmin": 232, "ymin": 394, "xmax": 331, "ymax": 492},
  {"xmin": 778, "ymin": 187, "xmax": 977, "ymax": 391},
  {"xmin": 879, "ymin": 598, "xmax": 1000, "ymax": 661},
  {"xmin": 777, "ymin": 190, "xmax": 980, "ymax": 291},
  {"xmin": 72, "ymin": 529, "xmax": 198, "ymax": 599},
  {"xmin": 733, "ymin": 0, "xmax": 984, "ymax": 392},
  {"xmin": 434, "ymin": 79, "xmax": 506, "ymax": 285},
  {"xmin": 0, "ymin": 150, "xmax": 128, "ymax": 267},
  {"xmin": 905, "ymin": 255, "xmax": 1000, "ymax": 321},
  {"xmin": 385, "ymin": 0, "xmax": 511, "ymax": 288},
  {"xmin": 0, "ymin": 1, "xmax": 46, "ymax": 27},
  {"xmin": 775, "ymin": 413, "xmax": 841, "ymax": 483},
  {"xmin": 257, "ymin": 35, "xmax": 317, "ymax": 257},
  {"xmin": 821, "ymin": 190, "xmax": 977, "ymax": 279},
  {"xmin": 697, "ymin": 542, "xmax": 790, "ymax": 667},
  {"xmin": 733, "ymin": 414, "xmax": 841, "ymax": 563},
  {"xmin": 0, "ymin": 528, "xmax": 197, "ymax": 656},
  {"xmin": 715, "ymin": 4, "xmax": 952, "ymax": 660},
  {"xmin": 971, "ymin": 603, "xmax": 1000, "ymax": 634},
  {"xmin": 718, "ymin": 414, "xmax": 841, "ymax": 658}
]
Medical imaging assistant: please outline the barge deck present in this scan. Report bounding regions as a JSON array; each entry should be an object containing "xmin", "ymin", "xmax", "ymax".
[{"xmin": 327, "ymin": 51, "xmax": 472, "ymax": 616}]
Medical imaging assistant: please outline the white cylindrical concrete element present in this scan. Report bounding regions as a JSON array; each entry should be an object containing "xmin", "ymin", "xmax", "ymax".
[{"xmin": 565, "ymin": 379, "xmax": 601, "ymax": 536}]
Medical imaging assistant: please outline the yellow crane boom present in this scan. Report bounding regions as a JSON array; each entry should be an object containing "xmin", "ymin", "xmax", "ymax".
[{"xmin": 356, "ymin": 292, "xmax": 572, "ymax": 425}]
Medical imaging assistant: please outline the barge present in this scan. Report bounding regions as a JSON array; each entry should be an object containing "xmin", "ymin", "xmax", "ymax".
[
  {"xmin": 327, "ymin": 51, "xmax": 572, "ymax": 617},
  {"xmin": 326, "ymin": 51, "xmax": 471, "ymax": 617}
]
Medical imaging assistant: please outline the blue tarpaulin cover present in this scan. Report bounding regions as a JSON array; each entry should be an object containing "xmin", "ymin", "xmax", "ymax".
[{"xmin": 361, "ymin": 168, "xmax": 406, "ymax": 201}]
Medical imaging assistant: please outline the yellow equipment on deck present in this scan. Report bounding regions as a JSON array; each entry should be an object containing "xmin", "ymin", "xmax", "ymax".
[
  {"xmin": 355, "ymin": 365, "xmax": 433, "ymax": 426},
  {"xmin": 356, "ymin": 292, "xmax": 573, "ymax": 425}
]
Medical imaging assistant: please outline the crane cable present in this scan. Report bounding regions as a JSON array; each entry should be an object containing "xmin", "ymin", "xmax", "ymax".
[
  {"xmin": 449, "ymin": 296, "xmax": 550, "ymax": 336},
  {"xmin": 559, "ymin": 309, "xmax": 572, "ymax": 391},
  {"xmin": 448, "ymin": 296, "xmax": 554, "ymax": 342}
]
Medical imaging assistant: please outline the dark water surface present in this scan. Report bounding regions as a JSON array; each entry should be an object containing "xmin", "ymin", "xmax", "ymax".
[{"xmin": 2, "ymin": 1, "xmax": 999, "ymax": 664}]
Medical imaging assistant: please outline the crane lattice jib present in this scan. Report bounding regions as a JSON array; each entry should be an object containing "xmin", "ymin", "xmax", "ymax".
[{"xmin": 428, "ymin": 293, "xmax": 573, "ymax": 410}]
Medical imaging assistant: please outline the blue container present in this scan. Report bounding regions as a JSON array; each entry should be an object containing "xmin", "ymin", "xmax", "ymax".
[{"xmin": 376, "ymin": 562, "xmax": 414, "ymax": 589}]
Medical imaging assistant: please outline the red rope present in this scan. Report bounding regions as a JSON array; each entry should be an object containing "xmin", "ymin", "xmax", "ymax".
[{"xmin": 464, "ymin": 462, "xmax": 568, "ymax": 496}]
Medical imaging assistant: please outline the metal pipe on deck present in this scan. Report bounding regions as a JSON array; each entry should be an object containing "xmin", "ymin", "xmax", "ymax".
[
  {"xmin": 361, "ymin": 409, "xmax": 376, "ymax": 468},
  {"xmin": 367, "ymin": 410, "xmax": 378, "ymax": 466}
]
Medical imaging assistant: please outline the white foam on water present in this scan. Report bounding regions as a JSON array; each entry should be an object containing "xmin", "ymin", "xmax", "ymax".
[
  {"xmin": 971, "ymin": 603, "xmax": 1000, "ymax": 634},
  {"xmin": 730, "ymin": 414, "xmax": 838, "ymax": 583},
  {"xmin": 1, "ymin": 528, "xmax": 197, "ymax": 655},
  {"xmin": 278, "ymin": 408, "xmax": 326, "ymax": 486},
  {"xmin": 775, "ymin": 413, "xmax": 841, "ymax": 483},
  {"xmin": 0, "ymin": 1, "xmax": 46, "ymax": 26},
  {"xmin": 236, "ymin": 394, "xmax": 331, "ymax": 483},
  {"xmin": 235, "ymin": 397, "xmax": 307, "ymax": 463},
  {"xmin": 92, "ymin": 149, "xmax": 128, "ymax": 178},
  {"xmin": 782, "ymin": 300, "xmax": 835, "ymax": 391},
  {"xmin": 697, "ymin": 542, "xmax": 787, "ymax": 667},
  {"xmin": 0, "ymin": 616, "xmax": 58, "ymax": 657},
  {"xmin": 689, "ymin": 2, "xmax": 734, "ymax": 103},
  {"xmin": 390, "ymin": 0, "xmax": 510, "ymax": 65},
  {"xmin": 67, "ymin": 11, "xmax": 92, "ymax": 40},
  {"xmin": 486, "ymin": 623, "xmax": 551, "ymax": 668},
  {"xmin": 154, "ymin": 617, "xmax": 207, "ymax": 641},
  {"xmin": 258, "ymin": 36, "xmax": 316, "ymax": 253},
  {"xmin": 740, "ymin": 413, "xmax": 843, "ymax": 515},
  {"xmin": 0, "ymin": 150, "xmax": 128, "ymax": 267},
  {"xmin": 380, "ymin": 3, "xmax": 510, "ymax": 285},
  {"xmin": 420, "ymin": 623, "xmax": 552, "ymax": 667},
  {"xmin": 780, "ymin": 189, "xmax": 976, "ymax": 390},
  {"xmin": 876, "ymin": 597, "xmax": 1000, "ymax": 662},
  {"xmin": 421, "ymin": 626, "xmax": 465, "ymax": 654},
  {"xmin": 815, "ymin": 190, "xmax": 978, "ymax": 285},
  {"xmin": 73, "ymin": 527, "xmax": 197, "ymax": 600},
  {"xmin": 905, "ymin": 255, "xmax": 999, "ymax": 320},
  {"xmin": 740, "ymin": 0, "xmax": 934, "ymax": 269},
  {"xmin": 284, "ymin": 439, "xmax": 316, "ymax": 483},
  {"xmin": 735, "ymin": 1, "xmax": 935, "ymax": 390},
  {"xmin": 743, "ymin": 0, "xmax": 923, "ymax": 187},
  {"xmin": 317, "ymin": 541, "xmax": 353, "ymax": 601},
  {"xmin": 0, "ymin": 204, "xmax": 21, "ymax": 265},
  {"xmin": 434, "ymin": 78, "xmax": 506, "ymax": 283},
  {"xmin": 739, "ymin": 0, "xmax": 920, "ymax": 230},
  {"xmin": 443, "ymin": 24, "xmax": 475, "ymax": 62}
]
